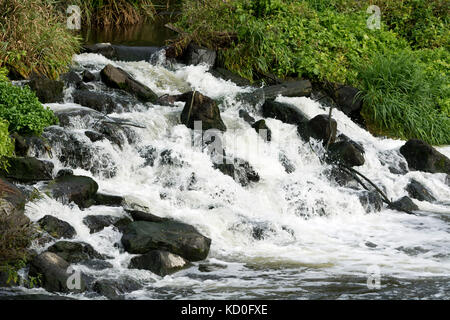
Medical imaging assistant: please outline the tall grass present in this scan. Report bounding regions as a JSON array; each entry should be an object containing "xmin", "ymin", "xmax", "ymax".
[{"xmin": 358, "ymin": 50, "xmax": 450, "ymax": 145}]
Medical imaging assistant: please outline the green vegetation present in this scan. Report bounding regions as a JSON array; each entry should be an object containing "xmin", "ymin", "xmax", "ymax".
[
  {"xmin": 0, "ymin": 81, "xmax": 58, "ymax": 135},
  {"xmin": 175, "ymin": 0, "xmax": 450, "ymax": 144},
  {"xmin": 0, "ymin": 119, "xmax": 14, "ymax": 171}
]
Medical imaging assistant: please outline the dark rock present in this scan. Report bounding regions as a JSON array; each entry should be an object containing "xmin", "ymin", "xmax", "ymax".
[
  {"xmin": 79, "ymin": 259, "xmax": 113, "ymax": 271},
  {"xmin": 262, "ymin": 80, "xmax": 312, "ymax": 100},
  {"xmin": 279, "ymin": 153, "xmax": 295, "ymax": 174},
  {"xmin": 11, "ymin": 133, "xmax": 50, "ymax": 157},
  {"xmin": 390, "ymin": 196, "xmax": 419, "ymax": 213},
  {"xmin": 238, "ymin": 110, "xmax": 255, "ymax": 124},
  {"xmin": 0, "ymin": 157, "xmax": 54, "ymax": 182},
  {"xmin": 325, "ymin": 166, "xmax": 357, "ymax": 188},
  {"xmin": 159, "ymin": 149, "xmax": 185, "ymax": 167},
  {"xmin": 252, "ymin": 119, "xmax": 272, "ymax": 142},
  {"xmin": 406, "ymin": 179, "xmax": 436, "ymax": 202},
  {"xmin": 214, "ymin": 157, "xmax": 260, "ymax": 187},
  {"xmin": 29, "ymin": 252, "xmax": 85, "ymax": 293},
  {"xmin": 82, "ymin": 43, "xmax": 117, "ymax": 59},
  {"xmin": 84, "ymin": 130, "xmax": 104, "ymax": 142},
  {"xmin": 94, "ymin": 193, "xmax": 123, "ymax": 207},
  {"xmin": 307, "ymin": 114, "xmax": 337, "ymax": 144},
  {"xmin": 198, "ymin": 263, "xmax": 227, "ymax": 273},
  {"xmin": 100, "ymin": 64, "xmax": 158, "ymax": 102},
  {"xmin": 113, "ymin": 45, "xmax": 160, "ymax": 62},
  {"xmin": 56, "ymin": 169, "xmax": 74, "ymax": 178},
  {"xmin": 183, "ymin": 43, "xmax": 216, "ymax": 67},
  {"xmin": 138, "ymin": 145, "xmax": 157, "ymax": 167},
  {"xmin": 262, "ymin": 100, "xmax": 308, "ymax": 126},
  {"xmin": 358, "ymin": 190, "xmax": 383, "ymax": 212},
  {"xmin": 38, "ymin": 215, "xmax": 76, "ymax": 239},
  {"xmin": 155, "ymin": 94, "xmax": 180, "ymax": 106},
  {"xmin": 0, "ymin": 178, "xmax": 29, "ymax": 227},
  {"xmin": 83, "ymin": 215, "xmax": 131, "ymax": 234},
  {"xmin": 121, "ymin": 220, "xmax": 211, "ymax": 261},
  {"xmin": 180, "ymin": 91, "xmax": 227, "ymax": 131},
  {"xmin": 60, "ymin": 71, "xmax": 82, "ymax": 87},
  {"xmin": 27, "ymin": 77, "xmax": 64, "ymax": 103},
  {"xmin": 82, "ymin": 70, "xmax": 96, "ymax": 82},
  {"xmin": 47, "ymin": 241, "xmax": 103, "ymax": 263},
  {"xmin": 400, "ymin": 139, "xmax": 450, "ymax": 175},
  {"xmin": 129, "ymin": 250, "xmax": 189, "ymax": 276},
  {"xmin": 330, "ymin": 84, "xmax": 363, "ymax": 122},
  {"xmin": 210, "ymin": 68, "xmax": 253, "ymax": 87},
  {"xmin": 125, "ymin": 209, "xmax": 167, "ymax": 223},
  {"xmin": 44, "ymin": 175, "xmax": 98, "ymax": 208},
  {"xmin": 92, "ymin": 277, "xmax": 142, "ymax": 300},
  {"xmin": 73, "ymin": 89, "xmax": 138, "ymax": 114},
  {"xmin": 327, "ymin": 141, "xmax": 365, "ymax": 167}
]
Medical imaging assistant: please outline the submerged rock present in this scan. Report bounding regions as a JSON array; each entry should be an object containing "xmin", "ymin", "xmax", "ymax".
[
  {"xmin": 406, "ymin": 179, "xmax": 436, "ymax": 202},
  {"xmin": 44, "ymin": 175, "xmax": 98, "ymax": 208},
  {"xmin": 47, "ymin": 241, "xmax": 104, "ymax": 263},
  {"xmin": 0, "ymin": 157, "xmax": 54, "ymax": 182},
  {"xmin": 128, "ymin": 250, "xmax": 190, "ymax": 276},
  {"xmin": 400, "ymin": 139, "xmax": 450, "ymax": 175},
  {"xmin": 121, "ymin": 220, "xmax": 211, "ymax": 261},
  {"xmin": 38, "ymin": 215, "xmax": 76, "ymax": 239},
  {"xmin": 358, "ymin": 190, "xmax": 383, "ymax": 212},
  {"xmin": 390, "ymin": 196, "xmax": 419, "ymax": 213}
]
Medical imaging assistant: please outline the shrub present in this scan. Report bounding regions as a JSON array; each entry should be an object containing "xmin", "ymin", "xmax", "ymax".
[
  {"xmin": 0, "ymin": 0, "xmax": 80, "ymax": 79},
  {"xmin": 0, "ymin": 119, "xmax": 14, "ymax": 171},
  {"xmin": 357, "ymin": 50, "xmax": 450, "ymax": 145},
  {"xmin": 0, "ymin": 81, "xmax": 58, "ymax": 135}
]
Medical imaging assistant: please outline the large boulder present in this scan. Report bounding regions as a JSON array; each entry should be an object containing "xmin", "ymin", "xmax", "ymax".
[
  {"xmin": 0, "ymin": 157, "xmax": 54, "ymax": 182},
  {"xmin": 121, "ymin": 220, "xmax": 211, "ymax": 261},
  {"xmin": 44, "ymin": 175, "xmax": 98, "ymax": 208},
  {"xmin": 179, "ymin": 91, "xmax": 227, "ymax": 131},
  {"xmin": 262, "ymin": 100, "xmax": 308, "ymax": 126},
  {"xmin": 29, "ymin": 252, "xmax": 85, "ymax": 293},
  {"xmin": 406, "ymin": 179, "xmax": 436, "ymax": 202},
  {"xmin": 72, "ymin": 90, "xmax": 132, "ymax": 114},
  {"xmin": 100, "ymin": 64, "xmax": 158, "ymax": 102},
  {"xmin": 400, "ymin": 139, "xmax": 450, "ymax": 175},
  {"xmin": 47, "ymin": 241, "xmax": 104, "ymax": 263},
  {"xmin": 125, "ymin": 209, "xmax": 168, "ymax": 223},
  {"xmin": 306, "ymin": 114, "xmax": 337, "ymax": 144},
  {"xmin": 27, "ymin": 77, "xmax": 64, "ymax": 103},
  {"xmin": 128, "ymin": 250, "xmax": 190, "ymax": 276},
  {"xmin": 183, "ymin": 43, "xmax": 216, "ymax": 67},
  {"xmin": 0, "ymin": 178, "xmax": 29, "ymax": 227},
  {"xmin": 325, "ymin": 84, "xmax": 364, "ymax": 124},
  {"xmin": 327, "ymin": 141, "xmax": 365, "ymax": 167},
  {"xmin": 11, "ymin": 133, "xmax": 49, "ymax": 157},
  {"xmin": 92, "ymin": 276, "xmax": 142, "ymax": 300},
  {"xmin": 390, "ymin": 196, "xmax": 419, "ymax": 213},
  {"xmin": 38, "ymin": 215, "xmax": 76, "ymax": 239}
]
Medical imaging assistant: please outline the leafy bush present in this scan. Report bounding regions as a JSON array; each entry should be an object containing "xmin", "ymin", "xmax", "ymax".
[
  {"xmin": 357, "ymin": 50, "xmax": 450, "ymax": 145},
  {"xmin": 0, "ymin": 0, "xmax": 80, "ymax": 79},
  {"xmin": 0, "ymin": 119, "xmax": 14, "ymax": 171},
  {"xmin": 0, "ymin": 81, "xmax": 58, "ymax": 135}
]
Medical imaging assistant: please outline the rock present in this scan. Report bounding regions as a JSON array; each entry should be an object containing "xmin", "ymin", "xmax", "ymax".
[
  {"xmin": 11, "ymin": 133, "xmax": 50, "ymax": 157},
  {"xmin": 0, "ymin": 178, "xmax": 29, "ymax": 227},
  {"xmin": 47, "ymin": 241, "xmax": 104, "ymax": 263},
  {"xmin": 44, "ymin": 175, "xmax": 98, "ymax": 208},
  {"xmin": 358, "ymin": 190, "xmax": 383, "ymax": 212},
  {"xmin": 0, "ymin": 157, "xmax": 54, "ymax": 182},
  {"xmin": 390, "ymin": 196, "xmax": 419, "ymax": 213},
  {"xmin": 327, "ymin": 84, "xmax": 364, "ymax": 124},
  {"xmin": 129, "ymin": 250, "xmax": 189, "ymax": 276},
  {"xmin": 138, "ymin": 145, "xmax": 157, "ymax": 167},
  {"xmin": 56, "ymin": 169, "xmax": 73, "ymax": 178},
  {"xmin": 29, "ymin": 252, "xmax": 85, "ymax": 293},
  {"xmin": 100, "ymin": 64, "xmax": 158, "ymax": 102},
  {"xmin": 179, "ymin": 91, "xmax": 227, "ymax": 131},
  {"xmin": 38, "ymin": 215, "xmax": 76, "ymax": 239},
  {"xmin": 210, "ymin": 68, "xmax": 253, "ymax": 87},
  {"xmin": 82, "ymin": 70, "xmax": 96, "ymax": 82},
  {"xmin": 125, "ymin": 209, "xmax": 167, "ymax": 223},
  {"xmin": 27, "ymin": 77, "xmax": 64, "ymax": 103},
  {"xmin": 60, "ymin": 70, "xmax": 82, "ymax": 87},
  {"xmin": 121, "ymin": 220, "xmax": 211, "ymax": 261},
  {"xmin": 83, "ymin": 215, "xmax": 131, "ymax": 234},
  {"xmin": 238, "ymin": 109, "xmax": 255, "ymax": 124},
  {"xmin": 279, "ymin": 153, "xmax": 295, "ymax": 174},
  {"xmin": 94, "ymin": 193, "xmax": 123, "ymax": 207},
  {"xmin": 262, "ymin": 80, "xmax": 312, "ymax": 100},
  {"xmin": 92, "ymin": 277, "xmax": 142, "ymax": 300},
  {"xmin": 325, "ymin": 166, "xmax": 358, "ymax": 188},
  {"xmin": 82, "ymin": 43, "xmax": 117, "ymax": 60},
  {"xmin": 73, "ymin": 89, "xmax": 141, "ymax": 114},
  {"xmin": 183, "ymin": 43, "xmax": 216, "ymax": 66},
  {"xmin": 262, "ymin": 100, "xmax": 309, "ymax": 126},
  {"xmin": 79, "ymin": 259, "xmax": 113, "ymax": 271},
  {"xmin": 84, "ymin": 130, "xmax": 104, "ymax": 142},
  {"xmin": 306, "ymin": 114, "xmax": 337, "ymax": 144},
  {"xmin": 400, "ymin": 139, "xmax": 450, "ymax": 175},
  {"xmin": 113, "ymin": 45, "xmax": 160, "ymax": 62},
  {"xmin": 159, "ymin": 149, "xmax": 185, "ymax": 167},
  {"xmin": 198, "ymin": 263, "xmax": 227, "ymax": 273},
  {"xmin": 327, "ymin": 141, "xmax": 365, "ymax": 167},
  {"xmin": 252, "ymin": 119, "xmax": 272, "ymax": 142},
  {"xmin": 406, "ymin": 179, "xmax": 436, "ymax": 202},
  {"xmin": 214, "ymin": 157, "xmax": 260, "ymax": 187}
]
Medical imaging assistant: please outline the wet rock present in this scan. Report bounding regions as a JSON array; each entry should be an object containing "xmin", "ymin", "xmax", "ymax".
[
  {"xmin": 252, "ymin": 119, "xmax": 272, "ymax": 142},
  {"xmin": 279, "ymin": 153, "xmax": 295, "ymax": 174},
  {"xmin": 326, "ymin": 84, "xmax": 364, "ymax": 124},
  {"xmin": 56, "ymin": 169, "xmax": 74, "ymax": 179},
  {"xmin": 11, "ymin": 133, "xmax": 49, "ymax": 157},
  {"xmin": 73, "ymin": 90, "xmax": 120, "ymax": 114},
  {"xmin": 29, "ymin": 252, "xmax": 86, "ymax": 293},
  {"xmin": 79, "ymin": 259, "xmax": 113, "ymax": 271},
  {"xmin": 183, "ymin": 43, "xmax": 216, "ymax": 67},
  {"xmin": 155, "ymin": 94, "xmax": 180, "ymax": 106},
  {"xmin": 92, "ymin": 277, "xmax": 142, "ymax": 300},
  {"xmin": 262, "ymin": 100, "xmax": 309, "ymax": 126},
  {"xmin": 125, "ymin": 209, "xmax": 167, "ymax": 223},
  {"xmin": 47, "ymin": 241, "xmax": 104, "ymax": 263},
  {"xmin": 82, "ymin": 70, "xmax": 96, "ymax": 82},
  {"xmin": 210, "ymin": 67, "xmax": 253, "ymax": 87},
  {"xmin": 179, "ymin": 91, "xmax": 227, "ymax": 131},
  {"xmin": 129, "ymin": 250, "xmax": 189, "ymax": 276},
  {"xmin": 100, "ymin": 64, "xmax": 158, "ymax": 102},
  {"xmin": 121, "ymin": 220, "xmax": 211, "ymax": 261},
  {"xmin": 159, "ymin": 149, "xmax": 185, "ymax": 167},
  {"xmin": 84, "ymin": 130, "xmax": 104, "ymax": 142},
  {"xmin": 44, "ymin": 175, "xmax": 98, "ymax": 208},
  {"xmin": 262, "ymin": 80, "xmax": 312, "ymax": 100},
  {"xmin": 60, "ymin": 70, "xmax": 82, "ymax": 87},
  {"xmin": 82, "ymin": 43, "xmax": 117, "ymax": 59},
  {"xmin": 214, "ymin": 157, "xmax": 260, "ymax": 187},
  {"xmin": 325, "ymin": 166, "xmax": 358, "ymax": 188},
  {"xmin": 327, "ymin": 141, "xmax": 365, "ymax": 167},
  {"xmin": 38, "ymin": 215, "xmax": 76, "ymax": 239},
  {"xmin": 358, "ymin": 190, "xmax": 383, "ymax": 212},
  {"xmin": 83, "ymin": 215, "xmax": 132, "ymax": 234},
  {"xmin": 238, "ymin": 110, "xmax": 255, "ymax": 125},
  {"xmin": 390, "ymin": 196, "xmax": 419, "ymax": 213},
  {"xmin": 400, "ymin": 139, "xmax": 450, "ymax": 175},
  {"xmin": 0, "ymin": 178, "xmax": 29, "ymax": 228},
  {"xmin": 27, "ymin": 77, "xmax": 64, "ymax": 103},
  {"xmin": 0, "ymin": 157, "xmax": 54, "ymax": 182},
  {"xmin": 406, "ymin": 179, "xmax": 436, "ymax": 202},
  {"xmin": 198, "ymin": 263, "xmax": 227, "ymax": 273},
  {"xmin": 306, "ymin": 114, "xmax": 337, "ymax": 144},
  {"xmin": 94, "ymin": 193, "xmax": 123, "ymax": 207},
  {"xmin": 138, "ymin": 145, "xmax": 157, "ymax": 167}
]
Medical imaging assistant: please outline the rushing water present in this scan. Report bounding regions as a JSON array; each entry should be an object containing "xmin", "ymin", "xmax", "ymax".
[{"xmin": 8, "ymin": 51, "xmax": 450, "ymax": 300}]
